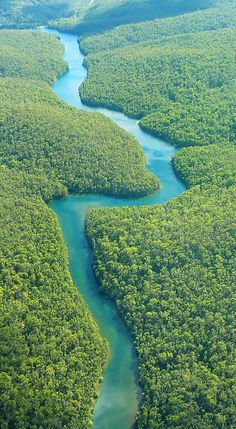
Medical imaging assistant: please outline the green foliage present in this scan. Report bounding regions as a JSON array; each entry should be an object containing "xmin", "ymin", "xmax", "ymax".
[
  {"xmin": 0, "ymin": 30, "xmax": 68, "ymax": 84},
  {"xmin": 50, "ymin": 0, "xmax": 222, "ymax": 35},
  {"xmin": 0, "ymin": 76, "xmax": 67, "ymax": 108},
  {"xmin": 80, "ymin": 8, "xmax": 236, "ymax": 148},
  {"xmin": 87, "ymin": 185, "xmax": 236, "ymax": 428},
  {"xmin": 83, "ymin": 6, "xmax": 236, "ymax": 427},
  {"xmin": 173, "ymin": 144, "xmax": 236, "ymax": 188},
  {"xmin": 0, "ymin": 30, "xmax": 158, "ymax": 198},
  {"xmin": 0, "ymin": 0, "xmax": 80, "ymax": 29},
  {"xmin": 0, "ymin": 3, "xmax": 235, "ymax": 428},
  {"xmin": 0, "ymin": 101, "xmax": 158, "ymax": 197},
  {"xmin": 0, "ymin": 28, "xmax": 109, "ymax": 428},
  {"xmin": 0, "ymin": 27, "xmax": 158, "ymax": 427},
  {"xmin": 0, "ymin": 166, "xmax": 108, "ymax": 429},
  {"xmin": 1, "ymin": 0, "xmax": 234, "ymax": 33},
  {"xmin": 80, "ymin": 4, "xmax": 236, "ymax": 54}
]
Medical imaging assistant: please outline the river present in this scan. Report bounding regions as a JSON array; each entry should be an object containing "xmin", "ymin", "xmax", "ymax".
[{"xmin": 43, "ymin": 29, "xmax": 186, "ymax": 429}]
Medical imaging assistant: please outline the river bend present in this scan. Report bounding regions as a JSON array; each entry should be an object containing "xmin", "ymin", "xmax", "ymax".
[{"xmin": 44, "ymin": 29, "xmax": 186, "ymax": 429}]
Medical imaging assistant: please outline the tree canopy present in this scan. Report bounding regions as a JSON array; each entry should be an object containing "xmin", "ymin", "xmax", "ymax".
[
  {"xmin": 83, "ymin": 4, "xmax": 236, "ymax": 427},
  {"xmin": 80, "ymin": 5, "xmax": 236, "ymax": 148},
  {"xmin": 0, "ymin": 28, "xmax": 158, "ymax": 427},
  {"xmin": 0, "ymin": 30, "xmax": 158, "ymax": 198},
  {"xmin": 0, "ymin": 166, "xmax": 108, "ymax": 428},
  {"xmin": 87, "ymin": 184, "xmax": 236, "ymax": 428},
  {"xmin": 50, "ymin": 0, "xmax": 217, "ymax": 35}
]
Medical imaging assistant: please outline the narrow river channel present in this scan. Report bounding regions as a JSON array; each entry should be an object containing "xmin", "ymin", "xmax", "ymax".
[{"xmin": 43, "ymin": 29, "xmax": 186, "ymax": 429}]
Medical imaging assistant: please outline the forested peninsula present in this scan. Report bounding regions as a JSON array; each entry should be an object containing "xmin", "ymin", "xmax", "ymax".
[
  {"xmin": 0, "ymin": 166, "xmax": 108, "ymax": 429},
  {"xmin": 80, "ymin": 5, "xmax": 236, "ymax": 150},
  {"xmin": 87, "ymin": 184, "xmax": 236, "ymax": 428}
]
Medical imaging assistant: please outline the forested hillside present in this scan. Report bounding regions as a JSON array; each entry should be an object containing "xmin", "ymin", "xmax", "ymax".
[
  {"xmin": 0, "ymin": 29, "xmax": 158, "ymax": 427},
  {"xmin": 50, "ymin": 0, "xmax": 214, "ymax": 35},
  {"xmin": 0, "ymin": 0, "xmax": 80, "ymax": 29},
  {"xmin": 0, "ymin": 0, "xmax": 235, "ymax": 427},
  {"xmin": 87, "ymin": 185, "xmax": 236, "ymax": 428},
  {"xmin": 0, "ymin": 102, "xmax": 158, "ymax": 197},
  {"xmin": 173, "ymin": 145, "xmax": 236, "ymax": 188},
  {"xmin": 0, "ymin": 77, "xmax": 68, "ymax": 109},
  {"xmin": 0, "ymin": 30, "xmax": 158, "ymax": 197},
  {"xmin": 80, "ymin": 10, "xmax": 236, "ymax": 148},
  {"xmin": 0, "ymin": 30, "xmax": 68, "ymax": 83},
  {"xmin": 83, "ymin": 2, "xmax": 236, "ymax": 428},
  {"xmin": 1, "ymin": 0, "xmax": 235, "ymax": 32},
  {"xmin": 0, "ymin": 29, "xmax": 107, "ymax": 428},
  {"xmin": 81, "ymin": 4, "xmax": 236, "ymax": 53},
  {"xmin": 0, "ymin": 166, "xmax": 108, "ymax": 428}
]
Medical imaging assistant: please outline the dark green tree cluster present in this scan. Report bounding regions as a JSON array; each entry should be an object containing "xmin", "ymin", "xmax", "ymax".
[
  {"xmin": 0, "ymin": 30, "xmax": 68, "ymax": 84},
  {"xmin": 80, "ymin": 7, "xmax": 236, "ymax": 148},
  {"xmin": 0, "ymin": 0, "xmax": 80, "ymax": 29},
  {"xmin": 0, "ymin": 31, "xmax": 158, "ymax": 198},
  {"xmin": 0, "ymin": 101, "xmax": 159, "ymax": 197},
  {"xmin": 0, "ymin": 166, "xmax": 109, "ymax": 429},
  {"xmin": 50, "ymin": 0, "xmax": 215, "ymax": 35},
  {"xmin": 87, "ymin": 184, "xmax": 236, "ymax": 428},
  {"xmin": 173, "ymin": 144, "xmax": 236, "ymax": 188},
  {"xmin": 80, "ymin": 4, "xmax": 236, "ymax": 54}
]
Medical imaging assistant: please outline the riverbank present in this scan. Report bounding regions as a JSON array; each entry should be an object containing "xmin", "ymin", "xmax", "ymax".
[{"xmin": 44, "ymin": 28, "xmax": 186, "ymax": 428}]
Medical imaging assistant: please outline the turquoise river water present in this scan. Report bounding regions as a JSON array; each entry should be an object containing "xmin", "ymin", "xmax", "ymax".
[{"xmin": 44, "ymin": 29, "xmax": 186, "ymax": 429}]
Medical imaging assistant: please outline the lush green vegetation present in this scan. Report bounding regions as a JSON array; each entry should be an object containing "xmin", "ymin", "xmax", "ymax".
[
  {"xmin": 0, "ymin": 0, "xmax": 80, "ymax": 29},
  {"xmin": 0, "ymin": 166, "xmax": 108, "ymax": 429},
  {"xmin": 87, "ymin": 184, "xmax": 236, "ymax": 428},
  {"xmin": 0, "ymin": 28, "xmax": 159, "ymax": 427},
  {"xmin": 0, "ymin": 101, "xmax": 158, "ymax": 197},
  {"xmin": 50, "ymin": 0, "xmax": 215, "ymax": 35},
  {"xmin": 0, "ymin": 30, "xmax": 158, "ymax": 197},
  {"xmin": 82, "ymin": 4, "xmax": 236, "ymax": 427},
  {"xmin": 80, "ymin": 7, "xmax": 236, "ymax": 148},
  {"xmin": 0, "ymin": 77, "xmax": 68, "ymax": 108},
  {"xmin": 1, "ymin": 0, "xmax": 234, "ymax": 33},
  {"xmin": 0, "ymin": 30, "xmax": 68, "ymax": 83},
  {"xmin": 80, "ymin": 4, "xmax": 236, "ymax": 54},
  {"xmin": 173, "ymin": 145, "xmax": 236, "ymax": 188},
  {"xmin": 0, "ymin": 3, "xmax": 235, "ymax": 427},
  {"xmin": 0, "ymin": 29, "xmax": 108, "ymax": 428}
]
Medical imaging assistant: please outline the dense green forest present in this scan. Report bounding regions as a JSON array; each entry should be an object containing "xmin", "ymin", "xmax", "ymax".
[
  {"xmin": 87, "ymin": 184, "xmax": 236, "ymax": 428},
  {"xmin": 0, "ymin": 102, "xmax": 158, "ymax": 197},
  {"xmin": 0, "ymin": 0, "xmax": 235, "ymax": 427},
  {"xmin": 80, "ymin": 5, "xmax": 236, "ymax": 148},
  {"xmin": 81, "ymin": 3, "xmax": 236, "ymax": 427},
  {"xmin": 0, "ymin": 30, "xmax": 158, "ymax": 197},
  {"xmin": 81, "ymin": 4, "xmax": 236, "ymax": 53},
  {"xmin": 0, "ymin": 0, "xmax": 80, "ymax": 29},
  {"xmin": 173, "ymin": 145, "xmax": 236, "ymax": 188},
  {"xmin": 0, "ymin": 29, "xmax": 108, "ymax": 428},
  {"xmin": 0, "ymin": 31, "xmax": 68, "ymax": 83},
  {"xmin": 0, "ymin": 0, "xmax": 235, "ymax": 34},
  {"xmin": 0, "ymin": 29, "xmax": 159, "ymax": 427},
  {"xmin": 0, "ymin": 0, "xmax": 231, "ymax": 33},
  {"xmin": 0, "ymin": 77, "xmax": 68, "ymax": 109},
  {"xmin": 0, "ymin": 166, "xmax": 108, "ymax": 428},
  {"xmin": 50, "ymin": 0, "xmax": 215, "ymax": 35}
]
